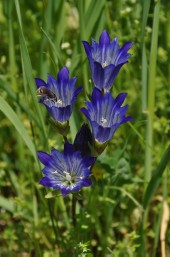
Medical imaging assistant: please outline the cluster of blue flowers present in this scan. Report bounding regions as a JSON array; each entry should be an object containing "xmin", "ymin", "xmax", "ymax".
[{"xmin": 35, "ymin": 30, "xmax": 133, "ymax": 196}]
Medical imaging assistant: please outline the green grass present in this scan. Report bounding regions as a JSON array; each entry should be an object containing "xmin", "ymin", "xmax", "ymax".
[{"xmin": 0, "ymin": 0, "xmax": 169, "ymax": 256}]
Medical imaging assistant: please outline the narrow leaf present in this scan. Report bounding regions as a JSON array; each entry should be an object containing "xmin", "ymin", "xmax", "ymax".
[
  {"xmin": 0, "ymin": 96, "xmax": 36, "ymax": 160},
  {"xmin": 143, "ymin": 145, "xmax": 170, "ymax": 209}
]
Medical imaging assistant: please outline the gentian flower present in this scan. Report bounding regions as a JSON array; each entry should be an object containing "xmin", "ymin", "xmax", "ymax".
[
  {"xmin": 82, "ymin": 30, "xmax": 133, "ymax": 92},
  {"xmin": 74, "ymin": 123, "xmax": 93, "ymax": 157},
  {"xmin": 38, "ymin": 142, "xmax": 95, "ymax": 196},
  {"xmin": 35, "ymin": 67, "xmax": 82, "ymax": 123},
  {"xmin": 81, "ymin": 88, "xmax": 132, "ymax": 144}
]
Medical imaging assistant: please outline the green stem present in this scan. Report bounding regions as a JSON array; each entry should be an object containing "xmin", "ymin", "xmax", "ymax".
[
  {"xmin": 145, "ymin": 0, "xmax": 160, "ymax": 189},
  {"xmin": 72, "ymin": 195, "xmax": 77, "ymax": 227}
]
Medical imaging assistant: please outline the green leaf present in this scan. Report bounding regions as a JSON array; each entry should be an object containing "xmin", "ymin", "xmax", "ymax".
[
  {"xmin": 0, "ymin": 196, "xmax": 15, "ymax": 213},
  {"xmin": 45, "ymin": 190, "xmax": 61, "ymax": 199},
  {"xmin": 0, "ymin": 96, "xmax": 36, "ymax": 160},
  {"xmin": 143, "ymin": 145, "xmax": 170, "ymax": 209},
  {"xmin": 14, "ymin": 0, "xmax": 47, "ymax": 145}
]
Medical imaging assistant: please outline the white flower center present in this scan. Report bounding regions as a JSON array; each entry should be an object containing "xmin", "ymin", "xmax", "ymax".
[
  {"xmin": 102, "ymin": 61, "xmax": 108, "ymax": 68},
  {"xmin": 56, "ymin": 99, "xmax": 63, "ymax": 105},
  {"xmin": 101, "ymin": 117, "xmax": 107, "ymax": 125},
  {"xmin": 65, "ymin": 172, "xmax": 72, "ymax": 182}
]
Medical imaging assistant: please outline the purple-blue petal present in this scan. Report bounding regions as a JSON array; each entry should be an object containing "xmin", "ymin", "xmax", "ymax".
[
  {"xmin": 82, "ymin": 41, "xmax": 92, "ymax": 58},
  {"xmin": 74, "ymin": 86, "xmax": 83, "ymax": 97},
  {"xmin": 60, "ymin": 187, "xmax": 72, "ymax": 196},
  {"xmin": 80, "ymin": 107, "xmax": 91, "ymax": 120},
  {"xmin": 93, "ymin": 62, "xmax": 105, "ymax": 91},
  {"xmin": 35, "ymin": 78, "xmax": 46, "ymax": 88},
  {"xmin": 114, "ymin": 93, "xmax": 127, "ymax": 107},
  {"xmin": 103, "ymin": 64, "xmax": 118, "ymax": 91},
  {"xmin": 91, "ymin": 87, "xmax": 102, "ymax": 103},
  {"xmin": 57, "ymin": 66, "xmax": 69, "ymax": 82},
  {"xmin": 120, "ymin": 42, "xmax": 133, "ymax": 53},
  {"xmin": 92, "ymin": 122, "xmax": 112, "ymax": 143},
  {"xmin": 47, "ymin": 105, "xmax": 72, "ymax": 123},
  {"xmin": 39, "ymin": 177, "xmax": 54, "ymax": 188},
  {"xmin": 99, "ymin": 30, "xmax": 110, "ymax": 46},
  {"xmin": 83, "ymin": 156, "xmax": 96, "ymax": 167},
  {"xmin": 37, "ymin": 151, "xmax": 51, "ymax": 166},
  {"xmin": 64, "ymin": 142, "xmax": 74, "ymax": 155},
  {"xmin": 81, "ymin": 177, "xmax": 92, "ymax": 187}
]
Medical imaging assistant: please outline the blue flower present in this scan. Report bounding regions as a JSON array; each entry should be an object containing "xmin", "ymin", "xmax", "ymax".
[
  {"xmin": 35, "ymin": 67, "xmax": 82, "ymax": 123},
  {"xmin": 81, "ymin": 89, "xmax": 132, "ymax": 144},
  {"xmin": 38, "ymin": 142, "xmax": 95, "ymax": 196},
  {"xmin": 82, "ymin": 30, "xmax": 133, "ymax": 92},
  {"xmin": 74, "ymin": 123, "xmax": 93, "ymax": 157}
]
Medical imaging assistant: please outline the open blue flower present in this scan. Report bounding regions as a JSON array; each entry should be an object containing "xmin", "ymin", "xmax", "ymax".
[
  {"xmin": 81, "ymin": 89, "xmax": 132, "ymax": 144},
  {"xmin": 82, "ymin": 30, "xmax": 133, "ymax": 92},
  {"xmin": 35, "ymin": 67, "xmax": 82, "ymax": 123},
  {"xmin": 38, "ymin": 142, "xmax": 95, "ymax": 196}
]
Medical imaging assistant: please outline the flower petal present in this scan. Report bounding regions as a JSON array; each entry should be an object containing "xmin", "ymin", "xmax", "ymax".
[
  {"xmin": 99, "ymin": 30, "xmax": 110, "ymax": 46},
  {"xmin": 82, "ymin": 41, "xmax": 92, "ymax": 58},
  {"xmin": 35, "ymin": 78, "xmax": 46, "ymax": 88},
  {"xmin": 83, "ymin": 156, "xmax": 96, "ymax": 167},
  {"xmin": 39, "ymin": 177, "xmax": 54, "ymax": 187},
  {"xmin": 81, "ymin": 177, "xmax": 92, "ymax": 187},
  {"xmin": 57, "ymin": 66, "xmax": 69, "ymax": 82},
  {"xmin": 91, "ymin": 88, "xmax": 102, "ymax": 103},
  {"xmin": 80, "ymin": 107, "xmax": 91, "ymax": 120},
  {"xmin": 64, "ymin": 142, "xmax": 74, "ymax": 155},
  {"xmin": 37, "ymin": 151, "xmax": 51, "ymax": 166},
  {"xmin": 93, "ymin": 62, "xmax": 105, "ymax": 90}
]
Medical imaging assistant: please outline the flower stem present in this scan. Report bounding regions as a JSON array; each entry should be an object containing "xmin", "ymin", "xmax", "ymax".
[
  {"xmin": 72, "ymin": 194, "xmax": 77, "ymax": 227},
  {"xmin": 63, "ymin": 135, "xmax": 67, "ymax": 143}
]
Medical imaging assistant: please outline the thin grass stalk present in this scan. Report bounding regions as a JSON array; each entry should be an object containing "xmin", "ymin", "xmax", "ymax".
[
  {"xmin": 8, "ymin": 1, "xmax": 17, "ymax": 91},
  {"xmin": 152, "ymin": 202, "xmax": 163, "ymax": 257},
  {"xmin": 77, "ymin": 0, "xmax": 89, "ymax": 94},
  {"xmin": 14, "ymin": 0, "xmax": 47, "ymax": 146},
  {"xmin": 145, "ymin": 0, "xmax": 160, "ymax": 188},
  {"xmin": 167, "ymin": 8, "xmax": 170, "ymax": 82},
  {"xmin": 7, "ymin": 1, "xmax": 26, "ymax": 168},
  {"xmin": 54, "ymin": 0, "xmax": 65, "ymax": 56},
  {"xmin": 140, "ymin": 2, "xmax": 161, "ymax": 254},
  {"xmin": 141, "ymin": 44, "xmax": 148, "ymax": 111},
  {"xmin": 39, "ymin": 0, "xmax": 53, "ymax": 77}
]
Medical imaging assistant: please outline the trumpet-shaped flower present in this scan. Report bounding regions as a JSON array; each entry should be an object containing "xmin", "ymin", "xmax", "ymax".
[
  {"xmin": 38, "ymin": 142, "xmax": 95, "ymax": 196},
  {"xmin": 82, "ymin": 30, "xmax": 133, "ymax": 92},
  {"xmin": 74, "ymin": 123, "xmax": 93, "ymax": 157},
  {"xmin": 35, "ymin": 67, "xmax": 82, "ymax": 123},
  {"xmin": 81, "ymin": 88, "xmax": 132, "ymax": 144}
]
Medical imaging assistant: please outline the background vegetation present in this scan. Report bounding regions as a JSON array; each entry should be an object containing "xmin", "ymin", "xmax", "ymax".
[{"xmin": 0, "ymin": 0, "xmax": 169, "ymax": 256}]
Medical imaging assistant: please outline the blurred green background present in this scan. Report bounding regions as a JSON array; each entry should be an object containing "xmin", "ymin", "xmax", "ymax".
[{"xmin": 0, "ymin": 0, "xmax": 169, "ymax": 256}]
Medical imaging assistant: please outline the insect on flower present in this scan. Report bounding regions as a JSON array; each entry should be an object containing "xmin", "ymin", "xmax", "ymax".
[
  {"xmin": 35, "ymin": 66, "xmax": 82, "ymax": 123},
  {"xmin": 37, "ymin": 86, "xmax": 58, "ymax": 101},
  {"xmin": 37, "ymin": 86, "xmax": 57, "ymax": 102}
]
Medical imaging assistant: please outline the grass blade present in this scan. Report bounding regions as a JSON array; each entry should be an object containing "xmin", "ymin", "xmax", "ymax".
[
  {"xmin": 14, "ymin": 0, "xmax": 47, "ymax": 146},
  {"xmin": 145, "ymin": 0, "xmax": 160, "ymax": 186},
  {"xmin": 143, "ymin": 145, "xmax": 170, "ymax": 209},
  {"xmin": 0, "ymin": 196, "xmax": 15, "ymax": 213},
  {"xmin": 0, "ymin": 96, "xmax": 36, "ymax": 160}
]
